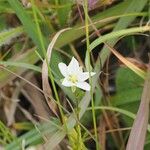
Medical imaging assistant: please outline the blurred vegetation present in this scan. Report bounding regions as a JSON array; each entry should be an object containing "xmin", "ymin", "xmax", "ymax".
[{"xmin": 0, "ymin": 0, "xmax": 150, "ymax": 150}]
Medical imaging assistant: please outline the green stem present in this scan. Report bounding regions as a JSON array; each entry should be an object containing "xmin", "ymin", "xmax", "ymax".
[
  {"xmin": 31, "ymin": 0, "xmax": 66, "ymax": 128},
  {"xmin": 83, "ymin": 1, "xmax": 100, "ymax": 150},
  {"xmin": 75, "ymin": 92, "xmax": 83, "ymax": 150}
]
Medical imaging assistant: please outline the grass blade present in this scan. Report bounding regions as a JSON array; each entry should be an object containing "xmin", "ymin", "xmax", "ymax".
[
  {"xmin": 94, "ymin": 0, "xmax": 148, "ymax": 70},
  {"xmin": 126, "ymin": 66, "xmax": 150, "ymax": 150},
  {"xmin": 0, "ymin": 26, "xmax": 24, "ymax": 47},
  {"xmin": 90, "ymin": 25, "xmax": 150, "ymax": 51},
  {"xmin": 7, "ymin": 0, "xmax": 47, "ymax": 55},
  {"xmin": 42, "ymin": 28, "xmax": 70, "ymax": 116},
  {"xmin": 0, "ymin": 61, "xmax": 41, "ymax": 72},
  {"xmin": 106, "ymin": 45, "xmax": 146, "ymax": 78}
]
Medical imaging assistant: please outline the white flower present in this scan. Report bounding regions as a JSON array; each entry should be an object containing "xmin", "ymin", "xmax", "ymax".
[{"xmin": 58, "ymin": 57, "xmax": 96, "ymax": 91}]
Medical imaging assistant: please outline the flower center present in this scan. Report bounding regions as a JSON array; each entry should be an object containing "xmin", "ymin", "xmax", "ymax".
[{"xmin": 68, "ymin": 74, "xmax": 78, "ymax": 83}]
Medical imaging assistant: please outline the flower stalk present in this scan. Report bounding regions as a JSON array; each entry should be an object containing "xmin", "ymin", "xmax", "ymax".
[{"xmin": 83, "ymin": 0, "xmax": 100, "ymax": 149}]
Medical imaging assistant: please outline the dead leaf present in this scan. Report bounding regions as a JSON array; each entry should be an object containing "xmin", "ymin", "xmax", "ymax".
[
  {"xmin": 126, "ymin": 64, "xmax": 150, "ymax": 150},
  {"xmin": 22, "ymin": 72, "xmax": 50, "ymax": 121},
  {"xmin": 42, "ymin": 28, "xmax": 70, "ymax": 116}
]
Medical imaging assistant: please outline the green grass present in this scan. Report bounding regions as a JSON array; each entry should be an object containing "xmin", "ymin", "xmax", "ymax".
[{"xmin": 0, "ymin": 0, "xmax": 149, "ymax": 149}]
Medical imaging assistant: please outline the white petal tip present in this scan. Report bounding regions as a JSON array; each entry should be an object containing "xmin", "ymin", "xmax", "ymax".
[
  {"xmin": 76, "ymin": 82, "xmax": 91, "ymax": 91},
  {"xmin": 91, "ymin": 72, "xmax": 96, "ymax": 76}
]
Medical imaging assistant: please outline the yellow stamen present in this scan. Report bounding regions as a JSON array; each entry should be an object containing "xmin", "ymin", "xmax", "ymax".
[{"xmin": 69, "ymin": 75, "xmax": 78, "ymax": 83}]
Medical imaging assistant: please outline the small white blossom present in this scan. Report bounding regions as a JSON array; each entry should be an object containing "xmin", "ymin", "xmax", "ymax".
[{"xmin": 58, "ymin": 57, "xmax": 96, "ymax": 91}]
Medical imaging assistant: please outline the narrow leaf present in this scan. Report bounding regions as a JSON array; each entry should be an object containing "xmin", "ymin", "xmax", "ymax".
[
  {"xmin": 42, "ymin": 28, "xmax": 70, "ymax": 116},
  {"xmin": 126, "ymin": 65, "xmax": 150, "ymax": 150},
  {"xmin": 107, "ymin": 45, "xmax": 146, "ymax": 78},
  {"xmin": 0, "ymin": 26, "xmax": 24, "ymax": 47}
]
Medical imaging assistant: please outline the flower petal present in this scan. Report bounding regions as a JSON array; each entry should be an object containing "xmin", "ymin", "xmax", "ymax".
[
  {"xmin": 76, "ymin": 82, "xmax": 91, "ymax": 91},
  {"xmin": 90, "ymin": 72, "xmax": 96, "ymax": 76},
  {"xmin": 62, "ymin": 78, "xmax": 74, "ymax": 87},
  {"xmin": 78, "ymin": 72, "xmax": 89, "ymax": 81},
  {"xmin": 78, "ymin": 72, "xmax": 96, "ymax": 81},
  {"xmin": 58, "ymin": 62, "xmax": 68, "ymax": 77},
  {"xmin": 68, "ymin": 57, "xmax": 80, "ymax": 74}
]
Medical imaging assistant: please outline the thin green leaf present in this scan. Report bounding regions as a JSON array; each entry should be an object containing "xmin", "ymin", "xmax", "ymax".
[
  {"xmin": 89, "ymin": 25, "xmax": 150, "ymax": 51},
  {"xmin": 0, "ymin": 61, "xmax": 41, "ymax": 72},
  {"xmin": 7, "ymin": 0, "xmax": 47, "ymax": 56},
  {"xmin": 0, "ymin": 48, "xmax": 39, "ymax": 88},
  {"xmin": 0, "ymin": 26, "xmax": 24, "ymax": 47},
  {"xmin": 94, "ymin": 0, "xmax": 148, "ymax": 71}
]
